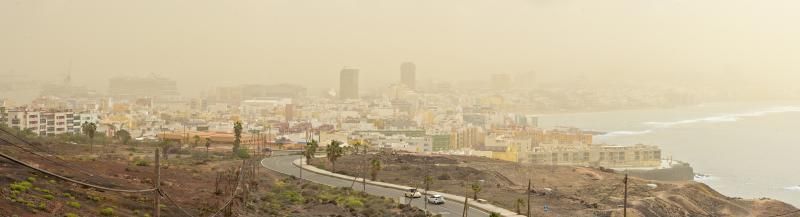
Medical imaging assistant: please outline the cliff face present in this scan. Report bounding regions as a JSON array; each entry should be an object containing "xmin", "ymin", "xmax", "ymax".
[
  {"xmin": 628, "ymin": 182, "xmax": 796, "ymax": 217},
  {"xmin": 315, "ymin": 153, "xmax": 798, "ymax": 217}
]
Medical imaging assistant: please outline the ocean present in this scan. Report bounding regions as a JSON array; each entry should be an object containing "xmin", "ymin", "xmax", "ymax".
[{"xmin": 536, "ymin": 101, "xmax": 800, "ymax": 206}]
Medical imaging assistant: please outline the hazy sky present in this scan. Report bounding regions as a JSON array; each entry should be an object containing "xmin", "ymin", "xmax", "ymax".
[{"xmin": 2, "ymin": 0, "xmax": 800, "ymax": 94}]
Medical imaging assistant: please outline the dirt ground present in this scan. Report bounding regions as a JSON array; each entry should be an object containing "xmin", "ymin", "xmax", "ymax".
[
  {"xmin": 0, "ymin": 141, "xmax": 431, "ymax": 217},
  {"xmin": 312, "ymin": 152, "xmax": 799, "ymax": 217}
]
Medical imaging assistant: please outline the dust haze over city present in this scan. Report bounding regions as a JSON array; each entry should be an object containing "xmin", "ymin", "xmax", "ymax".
[{"xmin": 1, "ymin": 1, "xmax": 799, "ymax": 217}]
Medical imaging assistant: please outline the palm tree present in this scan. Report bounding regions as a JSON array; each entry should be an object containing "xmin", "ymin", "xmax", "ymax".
[
  {"xmin": 326, "ymin": 140, "xmax": 344, "ymax": 172},
  {"xmin": 351, "ymin": 141, "xmax": 362, "ymax": 155},
  {"xmin": 369, "ymin": 156, "xmax": 381, "ymax": 181},
  {"xmin": 232, "ymin": 121, "xmax": 243, "ymax": 155},
  {"xmin": 304, "ymin": 139, "xmax": 319, "ymax": 164},
  {"xmin": 81, "ymin": 122, "xmax": 97, "ymax": 152},
  {"xmin": 471, "ymin": 182, "xmax": 482, "ymax": 200}
]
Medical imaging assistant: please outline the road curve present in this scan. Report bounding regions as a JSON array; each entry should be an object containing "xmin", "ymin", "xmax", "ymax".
[{"xmin": 261, "ymin": 152, "xmax": 488, "ymax": 217}]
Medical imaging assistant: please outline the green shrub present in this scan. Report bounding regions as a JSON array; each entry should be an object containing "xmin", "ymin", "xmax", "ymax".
[
  {"xmin": 236, "ymin": 148, "xmax": 251, "ymax": 159},
  {"xmin": 345, "ymin": 197, "xmax": 364, "ymax": 208},
  {"xmin": 27, "ymin": 177, "xmax": 36, "ymax": 182},
  {"xmin": 87, "ymin": 195, "xmax": 102, "ymax": 202},
  {"xmin": 99, "ymin": 207, "xmax": 114, "ymax": 216},
  {"xmin": 9, "ymin": 181, "xmax": 33, "ymax": 191},
  {"xmin": 34, "ymin": 187, "xmax": 52, "ymax": 194},
  {"xmin": 134, "ymin": 159, "xmax": 149, "ymax": 167},
  {"xmin": 279, "ymin": 190, "xmax": 304, "ymax": 204},
  {"xmin": 67, "ymin": 201, "xmax": 81, "ymax": 208},
  {"xmin": 489, "ymin": 212, "xmax": 501, "ymax": 217},
  {"xmin": 42, "ymin": 194, "xmax": 54, "ymax": 200},
  {"xmin": 64, "ymin": 213, "xmax": 79, "ymax": 217}
]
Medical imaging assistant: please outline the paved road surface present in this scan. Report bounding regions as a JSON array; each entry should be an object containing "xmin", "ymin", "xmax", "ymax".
[{"xmin": 261, "ymin": 152, "xmax": 488, "ymax": 217}]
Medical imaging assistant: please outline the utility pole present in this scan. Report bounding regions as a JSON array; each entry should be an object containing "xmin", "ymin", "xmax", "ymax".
[
  {"xmin": 527, "ymin": 179, "xmax": 531, "ymax": 217},
  {"xmin": 462, "ymin": 183, "xmax": 469, "ymax": 217},
  {"xmin": 154, "ymin": 149, "xmax": 161, "ymax": 217},
  {"xmin": 299, "ymin": 140, "xmax": 303, "ymax": 180},
  {"xmin": 424, "ymin": 172, "xmax": 430, "ymax": 211},
  {"xmin": 623, "ymin": 174, "xmax": 628, "ymax": 217},
  {"xmin": 362, "ymin": 140, "xmax": 367, "ymax": 192}
]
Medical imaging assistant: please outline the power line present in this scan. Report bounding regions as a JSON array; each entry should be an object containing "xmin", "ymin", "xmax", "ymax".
[
  {"xmin": 208, "ymin": 160, "xmax": 246, "ymax": 217},
  {"xmin": 159, "ymin": 188, "xmax": 197, "ymax": 217},
  {"xmin": 0, "ymin": 129, "xmax": 255, "ymax": 216},
  {"xmin": 0, "ymin": 150, "xmax": 156, "ymax": 193},
  {"xmin": 0, "ymin": 129, "xmax": 97, "ymax": 176}
]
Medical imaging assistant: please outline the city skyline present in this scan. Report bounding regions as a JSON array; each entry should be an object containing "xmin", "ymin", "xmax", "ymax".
[{"xmin": 4, "ymin": 0, "xmax": 800, "ymax": 96}]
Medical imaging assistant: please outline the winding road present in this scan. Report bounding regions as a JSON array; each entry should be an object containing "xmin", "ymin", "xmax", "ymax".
[{"xmin": 260, "ymin": 152, "xmax": 489, "ymax": 216}]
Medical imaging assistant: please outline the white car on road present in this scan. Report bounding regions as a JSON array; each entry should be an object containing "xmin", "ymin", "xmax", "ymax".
[
  {"xmin": 427, "ymin": 194, "xmax": 445, "ymax": 204},
  {"xmin": 404, "ymin": 188, "xmax": 422, "ymax": 198}
]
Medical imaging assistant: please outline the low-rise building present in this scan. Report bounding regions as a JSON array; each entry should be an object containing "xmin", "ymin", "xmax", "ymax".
[{"xmin": 524, "ymin": 144, "xmax": 661, "ymax": 168}]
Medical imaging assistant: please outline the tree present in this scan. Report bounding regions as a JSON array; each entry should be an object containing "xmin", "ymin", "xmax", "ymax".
[
  {"xmin": 326, "ymin": 140, "xmax": 344, "ymax": 172},
  {"xmin": 516, "ymin": 198, "xmax": 525, "ymax": 214},
  {"xmin": 159, "ymin": 140, "xmax": 173, "ymax": 160},
  {"xmin": 471, "ymin": 182, "xmax": 482, "ymax": 200},
  {"xmin": 232, "ymin": 121, "xmax": 243, "ymax": 155},
  {"xmin": 192, "ymin": 135, "xmax": 201, "ymax": 148},
  {"xmin": 350, "ymin": 141, "xmax": 362, "ymax": 155},
  {"xmin": 304, "ymin": 140, "xmax": 319, "ymax": 164},
  {"xmin": 19, "ymin": 128, "xmax": 37, "ymax": 139},
  {"xmin": 369, "ymin": 156, "xmax": 381, "ymax": 181},
  {"xmin": 81, "ymin": 122, "xmax": 97, "ymax": 151},
  {"xmin": 115, "ymin": 129, "xmax": 131, "ymax": 145}
]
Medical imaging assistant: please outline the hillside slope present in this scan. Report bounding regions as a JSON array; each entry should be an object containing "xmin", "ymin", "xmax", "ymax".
[{"xmin": 313, "ymin": 153, "xmax": 798, "ymax": 217}]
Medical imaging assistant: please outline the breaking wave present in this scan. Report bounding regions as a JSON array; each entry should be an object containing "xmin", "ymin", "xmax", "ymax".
[
  {"xmin": 694, "ymin": 174, "xmax": 716, "ymax": 182},
  {"xmin": 644, "ymin": 106, "xmax": 800, "ymax": 128},
  {"xmin": 784, "ymin": 186, "xmax": 800, "ymax": 192},
  {"xmin": 598, "ymin": 130, "xmax": 653, "ymax": 138}
]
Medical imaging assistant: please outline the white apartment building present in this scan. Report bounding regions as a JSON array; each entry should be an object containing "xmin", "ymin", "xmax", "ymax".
[{"xmin": 3, "ymin": 108, "xmax": 100, "ymax": 136}]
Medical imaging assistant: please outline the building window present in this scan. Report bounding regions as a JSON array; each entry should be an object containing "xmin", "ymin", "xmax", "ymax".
[
  {"xmin": 618, "ymin": 152, "xmax": 625, "ymax": 161},
  {"xmin": 635, "ymin": 151, "xmax": 640, "ymax": 160}
]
